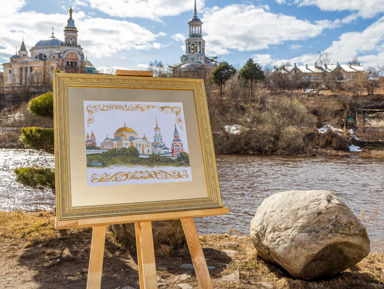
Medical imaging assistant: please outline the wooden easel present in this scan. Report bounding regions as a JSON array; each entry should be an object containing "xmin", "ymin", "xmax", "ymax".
[
  {"xmin": 57, "ymin": 207, "xmax": 229, "ymax": 289},
  {"xmin": 55, "ymin": 70, "xmax": 230, "ymax": 289}
]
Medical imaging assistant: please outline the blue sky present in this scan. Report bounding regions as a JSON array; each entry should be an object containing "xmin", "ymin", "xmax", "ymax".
[{"xmin": 1, "ymin": 0, "xmax": 384, "ymax": 72}]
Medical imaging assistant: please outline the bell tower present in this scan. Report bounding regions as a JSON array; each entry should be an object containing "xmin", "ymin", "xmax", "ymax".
[
  {"xmin": 64, "ymin": 7, "xmax": 78, "ymax": 46},
  {"xmin": 184, "ymin": 0, "xmax": 205, "ymax": 58}
]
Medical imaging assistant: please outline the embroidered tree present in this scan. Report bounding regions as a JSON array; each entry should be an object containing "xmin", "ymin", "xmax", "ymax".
[
  {"xmin": 239, "ymin": 59, "xmax": 265, "ymax": 98},
  {"xmin": 212, "ymin": 61, "xmax": 236, "ymax": 101},
  {"xmin": 14, "ymin": 91, "xmax": 55, "ymax": 193}
]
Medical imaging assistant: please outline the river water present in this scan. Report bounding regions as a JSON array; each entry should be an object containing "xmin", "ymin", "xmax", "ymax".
[{"xmin": 0, "ymin": 149, "xmax": 383, "ymax": 243}]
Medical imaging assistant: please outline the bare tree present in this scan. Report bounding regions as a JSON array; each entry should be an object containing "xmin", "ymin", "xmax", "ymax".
[
  {"xmin": 316, "ymin": 52, "xmax": 332, "ymax": 66},
  {"xmin": 348, "ymin": 57, "xmax": 360, "ymax": 66}
]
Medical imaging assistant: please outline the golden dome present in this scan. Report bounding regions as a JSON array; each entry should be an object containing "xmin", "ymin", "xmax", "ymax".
[
  {"xmin": 142, "ymin": 134, "xmax": 147, "ymax": 141},
  {"xmin": 115, "ymin": 123, "xmax": 136, "ymax": 134},
  {"xmin": 115, "ymin": 127, "xmax": 136, "ymax": 134}
]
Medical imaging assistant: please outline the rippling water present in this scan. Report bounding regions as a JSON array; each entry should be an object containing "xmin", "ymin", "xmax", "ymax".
[
  {"xmin": 0, "ymin": 149, "xmax": 383, "ymax": 243},
  {"xmin": 0, "ymin": 149, "xmax": 55, "ymax": 211},
  {"xmin": 195, "ymin": 155, "xmax": 384, "ymax": 243}
]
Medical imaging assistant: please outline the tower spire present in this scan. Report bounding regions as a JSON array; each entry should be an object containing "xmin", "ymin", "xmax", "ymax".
[
  {"xmin": 20, "ymin": 39, "xmax": 27, "ymax": 52},
  {"xmin": 194, "ymin": 0, "xmax": 197, "ymax": 18}
]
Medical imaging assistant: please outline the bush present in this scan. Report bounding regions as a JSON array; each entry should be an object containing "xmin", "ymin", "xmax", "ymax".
[
  {"xmin": 20, "ymin": 127, "xmax": 54, "ymax": 154},
  {"xmin": 28, "ymin": 91, "xmax": 53, "ymax": 118},
  {"xmin": 211, "ymin": 95, "xmax": 316, "ymax": 155},
  {"xmin": 277, "ymin": 126, "xmax": 307, "ymax": 155},
  {"xmin": 14, "ymin": 167, "xmax": 55, "ymax": 193},
  {"xmin": 315, "ymin": 130, "xmax": 350, "ymax": 151}
]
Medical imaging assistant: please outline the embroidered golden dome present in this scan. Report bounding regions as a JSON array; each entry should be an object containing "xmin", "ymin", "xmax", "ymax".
[{"xmin": 115, "ymin": 123, "xmax": 136, "ymax": 134}]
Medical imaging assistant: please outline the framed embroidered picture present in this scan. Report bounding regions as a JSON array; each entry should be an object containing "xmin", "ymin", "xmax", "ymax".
[{"xmin": 54, "ymin": 73, "xmax": 222, "ymax": 222}]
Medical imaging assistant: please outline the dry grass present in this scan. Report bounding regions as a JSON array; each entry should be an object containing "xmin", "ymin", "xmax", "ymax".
[
  {"xmin": 0, "ymin": 102, "xmax": 53, "ymax": 128},
  {"xmin": 0, "ymin": 211, "xmax": 88, "ymax": 244},
  {"xmin": 0, "ymin": 130, "xmax": 24, "ymax": 148}
]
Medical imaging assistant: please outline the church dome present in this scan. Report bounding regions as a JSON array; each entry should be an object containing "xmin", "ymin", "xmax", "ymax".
[
  {"xmin": 11, "ymin": 54, "xmax": 20, "ymax": 59},
  {"xmin": 35, "ymin": 38, "xmax": 64, "ymax": 47},
  {"xmin": 115, "ymin": 126, "xmax": 136, "ymax": 134}
]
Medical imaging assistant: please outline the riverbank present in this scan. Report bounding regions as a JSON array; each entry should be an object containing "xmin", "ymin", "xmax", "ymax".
[
  {"xmin": 0, "ymin": 211, "xmax": 383, "ymax": 289},
  {"xmin": 315, "ymin": 148, "xmax": 384, "ymax": 158}
]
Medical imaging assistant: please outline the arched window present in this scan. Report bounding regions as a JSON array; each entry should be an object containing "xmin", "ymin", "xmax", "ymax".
[
  {"xmin": 74, "ymin": 61, "xmax": 77, "ymax": 67},
  {"xmin": 67, "ymin": 61, "xmax": 69, "ymax": 66},
  {"xmin": 70, "ymin": 61, "xmax": 73, "ymax": 67}
]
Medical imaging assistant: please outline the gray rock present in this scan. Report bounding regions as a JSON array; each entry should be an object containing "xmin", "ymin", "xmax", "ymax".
[
  {"xmin": 220, "ymin": 270, "xmax": 239, "ymax": 283},
  {"xmin": 250, "ymin": 190, "xmax": 370, "ymax": 280},
  {"xmin": 174, "ymin": 273, "xmax": 191, "ymax": 282},
  {"xmin": 255, "ymin": 282, "xmax": 274, "ymax": 289},
  {"xmin": 178, "ymin": 284, "xmax": 193, "ymax": 289},
  {"xmin": 221, "ymin": 249, "xmax": 238, "ymax": 258}
]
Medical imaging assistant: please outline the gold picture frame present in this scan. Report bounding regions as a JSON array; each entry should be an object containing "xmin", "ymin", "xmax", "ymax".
[{"xmin": 54, "ymin": 73, "xmax": 223, "ymax": 222}]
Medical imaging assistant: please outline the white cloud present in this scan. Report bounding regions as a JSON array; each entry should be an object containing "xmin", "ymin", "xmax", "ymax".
[
  {"xmin": 172, "ymin": 33, "xmax": 185, "ymax": 43},
  {"xmin": 97, "ymin": 66, "xmax": 134, "ymax": 74},
  {"xmin": 290, "ymin": 44, "xmax": 302, "ymax": 51},
  {"xmin": 284, "ymin": 0, "xmax": 384, "ymax": 18},
  {"xmin": 0, "ymin": 9, "xmax": 165, "ymax": 62},
  {"xmin": 202, "ymin": 4, "xmax": 331, "ymax": 55},
  {"xmin": 252, "ymin": 54, "xmax": 273, "ymax": 66},
  {"xmin": 81, "ymin": 0, "xmax": 205, "ymax": 20},
  {"xmin": 0, "ymin": 1, "xmax": 26, "ymax": 17},
  {"xmin": 275, "ymin": 17, "xmax": 384, "ymax": 68}
]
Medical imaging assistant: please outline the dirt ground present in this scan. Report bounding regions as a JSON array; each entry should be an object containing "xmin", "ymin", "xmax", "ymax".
[{"xmin": 1, "ymin": 211, "xmax": 384, "ymax": 289}]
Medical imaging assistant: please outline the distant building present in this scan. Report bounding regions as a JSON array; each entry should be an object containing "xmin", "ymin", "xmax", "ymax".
[
  {"xmin": 172, "ymin": 0, "xmax": 216, "ymax": 73},
  {"xmin": 275, "ymin": 62, "xmax": 364, "ymax": 82},
  {"xmin": 2, "ymin": 7, "xmax": 95, "ymax": 91}
]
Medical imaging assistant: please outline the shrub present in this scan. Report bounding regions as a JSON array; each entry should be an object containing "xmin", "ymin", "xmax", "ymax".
[
  {"xmin": 14, "ymin": 167, "xmax": 55, "ymax": 193},
  {"xmin": 277, "ymin": 126, "xmax": 307, "ymax": 155},
  {"xmin": 28, "ymin": 91, "xmax": 53, "ymax": 118},
  {"xmin": 315, "ymin": 130, "xmax": 350, "ymax": 151},
  {"xmin": 20, "ymin": 127, "xmax": 54, "ymax": 154}
]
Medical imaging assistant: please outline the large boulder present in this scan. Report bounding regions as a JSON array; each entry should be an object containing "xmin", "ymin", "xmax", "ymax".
[{"xmin": 250, "ymin": 190, "xmax": 370, "ymax": 280}]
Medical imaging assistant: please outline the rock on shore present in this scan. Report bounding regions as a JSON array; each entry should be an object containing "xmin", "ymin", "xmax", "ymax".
[{"xmin": 250, "ymin": 190, "xmax": 370, "ymax": 280}]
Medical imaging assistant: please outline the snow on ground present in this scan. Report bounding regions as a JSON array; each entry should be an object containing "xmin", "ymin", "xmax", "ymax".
[
  {"xmin": 349, "ymin": 144, "xmax": 362, "ymax": 152},
  {"xmin": 317, "ymin": 125, "xmax": 343, "ymax": 134},
  {"xmin": 225, "ymin": 124, "xmax": 242, "ymax": 135}
]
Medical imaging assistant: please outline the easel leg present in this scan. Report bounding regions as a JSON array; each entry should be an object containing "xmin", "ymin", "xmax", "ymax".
[
  {"xmin": 135, "ymin": 221, "xmax": 158, "ymax": 289},
  {"xmin": 181, "ymin": 218, "xmax": 213, "ymax": 289},
  {"xmin": 87, "ymin": 225, "xmax": 107, "ymax": 289}
]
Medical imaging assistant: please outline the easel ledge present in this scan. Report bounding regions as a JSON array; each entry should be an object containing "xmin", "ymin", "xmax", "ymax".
[{"xmin": 56, "ymin": 207, "xmax": 229, "ymax": 229}]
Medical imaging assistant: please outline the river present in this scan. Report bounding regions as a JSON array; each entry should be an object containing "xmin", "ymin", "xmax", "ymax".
[{"xmin": 0, "ymin": 149, "xmax": 383, "ymax": 244}]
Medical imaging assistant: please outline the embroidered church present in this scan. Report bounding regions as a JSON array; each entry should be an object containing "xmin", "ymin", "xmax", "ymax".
[{"xmin": 96, "ymin": 119, "xmax": 185, "ymax": 159}]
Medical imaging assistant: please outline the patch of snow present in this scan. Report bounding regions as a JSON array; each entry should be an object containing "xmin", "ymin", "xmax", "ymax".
[
  {"xmin": 225, "ymin": 125, "xmax": 242, "ymax": 135},
  {"xmin": 349, "ymin": 145, "xmax": 362, "ymax": 152},
  {"xmin": 318, "ymin": 125, "xmax": 343, "ymax": 134}
]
